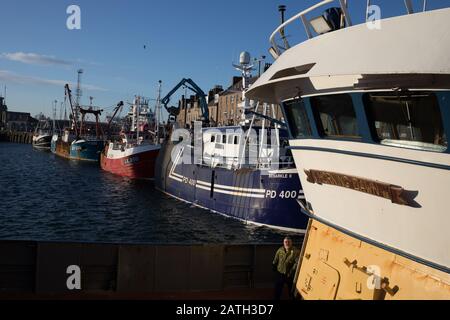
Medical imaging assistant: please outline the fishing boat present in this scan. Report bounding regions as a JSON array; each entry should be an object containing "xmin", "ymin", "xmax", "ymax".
[
  {"xmin": 246, "ymin": 0, "xmax": 450, "ymax": 299},
  {"xmin": 52, "ymin": 84, "xmax": 106, "ymax": 162},
  {"xmin": 156, "ymin": 67, "xmax": 308, "ymax": 232},
  {"xmin": 32, "ymin": 120, "xmax": 52, "ymax": 150},
  {"xmin": 101, "ymin": 91, "xmax": 162, "ymax": 180}
]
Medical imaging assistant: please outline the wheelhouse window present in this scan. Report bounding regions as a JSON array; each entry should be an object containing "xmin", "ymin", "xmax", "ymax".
[
  {"xmin": 283, "ymin": 99, "xmax": 312, "ymax": 138},
  {"xmin": 364, "ymin": 91, "xmax": 447, "ymax": 152},
  {"xmin": 311, "ymin": 94, "xmax": 360, "ymax": 138}
]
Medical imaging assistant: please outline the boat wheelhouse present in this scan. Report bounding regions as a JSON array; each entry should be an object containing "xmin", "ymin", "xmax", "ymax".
[{"xmin": 246, "ymin": 0, "xmax": 450, "ymax": 299}]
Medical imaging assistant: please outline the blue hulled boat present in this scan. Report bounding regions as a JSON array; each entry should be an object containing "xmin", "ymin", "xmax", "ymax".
[
  {"xmin": 51, "ymin": 84, "xmax": 105, "ymax": 162},
  {"xmin": 156, "ymin": 55, "xmax": 308, "ymax": 232},
  {"xmin": 156, "ymin": 126, "xmax": 307, "ymax": 232}
]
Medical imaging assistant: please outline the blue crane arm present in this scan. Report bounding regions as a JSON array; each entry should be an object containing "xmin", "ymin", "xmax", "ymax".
[{"xmin": 161, "ymin": 78, "xmax": 209, "ymax": 121}]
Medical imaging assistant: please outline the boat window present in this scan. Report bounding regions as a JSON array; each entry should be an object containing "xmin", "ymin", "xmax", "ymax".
[
  {"xmin": 364, "ymin": 91, "xmax": 447, "ymax": 152},
  {"xmin": 234, "ymin": 136, "xmax": 239, "ymax": 145},
  {"xmin": 283, "ymin": 99, "xmax": 312, "ymax": 138},
  {"xmin": 227, "ymin": 135, "xmax": 233, "ymax": 144},
  {"xmin": 311, "ymin": 94, "xmax": 360, "ymax": 138},
  {"xmin": 211, "ymin": 135, "xmax": 215, "ymax": 143}
]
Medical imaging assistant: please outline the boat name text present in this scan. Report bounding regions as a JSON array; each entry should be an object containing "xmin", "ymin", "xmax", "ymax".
[{"xmin": 304, "ymin": 169, "xmax": 420, "ymax": 207}]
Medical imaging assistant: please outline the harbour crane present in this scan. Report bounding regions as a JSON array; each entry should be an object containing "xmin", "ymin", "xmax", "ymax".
[{"xmin": 161, "ymin": 78, "xmax": 209, "ymax": 124}]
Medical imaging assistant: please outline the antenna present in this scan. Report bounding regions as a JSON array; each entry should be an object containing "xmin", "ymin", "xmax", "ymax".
[
  {"xmin": 278, "ymin": 5, "xmax": 290, "ymax": 50},
  {"xmin": 278, "ymin": 5, "xmax": 286, "ymax": 23}
]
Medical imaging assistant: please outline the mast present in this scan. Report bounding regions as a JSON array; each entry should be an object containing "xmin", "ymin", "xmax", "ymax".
[
  {"xmin": 155, "ymin": 80, "xmax": 162, "ymax": 142},
  {"xmin": 136, "ymin": 96, "xmax": 140, "ymax": 142},
  {"xmin": 233, "ymin": 51, "xmax": 254, "ymax": 126},
  {"xmin": 75, "ymin": 69, "xmax": 83, "ymax": 123},
  {"xmin": 65, "ymin": 84, "xmax": 78, "ymax": 137},
  {"xmin": 53, "ymin": 100, "xmax": 57, "ymax": 135},
  {"xmin": 259, "ymin": 103, "xmax": 267, "ymax": 167}
]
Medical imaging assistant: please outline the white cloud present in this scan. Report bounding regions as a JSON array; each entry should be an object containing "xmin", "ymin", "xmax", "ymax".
[
  {"xmin": 0, "ymin": 70, "xmax": 108, "ymax": 92},
  {"xmin": 1, "ymin": 52, "xmax": 73, "ymax": 66}
]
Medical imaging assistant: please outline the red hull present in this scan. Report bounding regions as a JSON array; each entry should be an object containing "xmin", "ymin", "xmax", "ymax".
[{"xmin": 100, "ymin": 148, "xmax": 159, "ymax": 180}]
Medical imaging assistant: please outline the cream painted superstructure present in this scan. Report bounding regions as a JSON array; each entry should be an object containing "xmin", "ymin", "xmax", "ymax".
[
  {"xmin": 247, "ymin": 1, "xmax": 450, "ymax": 299},
  {"xmin": 249, "ymin": 8, "xmax": 450, "ymax": 103}
]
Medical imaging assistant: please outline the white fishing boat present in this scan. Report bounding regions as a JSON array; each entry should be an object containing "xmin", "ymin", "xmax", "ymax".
[
  {"xmin": 32, "ymin": 120, "xmax": 52, "ymax": 150},
  {"xmin": 246, "ymin": 0, "xmax": 450, "ymax": 300}
]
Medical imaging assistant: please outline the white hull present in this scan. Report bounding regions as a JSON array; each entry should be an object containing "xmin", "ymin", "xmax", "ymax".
[
  {"xmin": 290, "ymin": 138, "xmax": 450, "ymax": 271},
  {"xmin": 32, "ymin": 134, "xmax": 52, "ymax": 150}
]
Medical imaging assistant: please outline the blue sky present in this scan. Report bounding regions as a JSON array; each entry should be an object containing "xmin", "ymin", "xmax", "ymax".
[{"xmin": 0, "ymin": 0, "xmax": 446, "ymax": 119}]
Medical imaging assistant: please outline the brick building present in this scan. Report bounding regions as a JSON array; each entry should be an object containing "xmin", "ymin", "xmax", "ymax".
[
  {"xmin": 0, "ymin": 96, "xmax": 38, "ymax": 132},
  {"xmin": 215, "ymin": 77, "xmax": 284, "ymax": 127},
  {"xmin": 207, "ymin": 85, "xmax": 224, "ymax": 126}
]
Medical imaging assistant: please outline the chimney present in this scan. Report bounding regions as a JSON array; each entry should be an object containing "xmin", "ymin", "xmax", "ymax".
[{"xmin": 232, "ymin": 76, "xmax": 241, "ymax": 86}]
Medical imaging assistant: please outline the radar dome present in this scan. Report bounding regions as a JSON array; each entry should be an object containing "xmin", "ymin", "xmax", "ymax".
[{"xmin": 239, "ymin": 51, "xmax": 251, "ymax": 65}]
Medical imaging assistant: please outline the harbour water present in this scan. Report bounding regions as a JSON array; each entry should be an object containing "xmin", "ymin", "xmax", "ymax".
[{"xmin": 0, "ymin": 143, "xmax": 302, "ymax": 244}]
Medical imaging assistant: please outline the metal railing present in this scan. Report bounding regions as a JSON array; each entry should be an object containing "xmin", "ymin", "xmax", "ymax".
[{"xmin": 269, "ymin": 0, "xmax": 432, "ymax": 59}]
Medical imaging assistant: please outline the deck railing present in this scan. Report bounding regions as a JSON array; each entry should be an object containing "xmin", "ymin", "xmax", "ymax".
[{"xmin": 269, "ymin": 0, "xmax": 432, "ymax": 59}]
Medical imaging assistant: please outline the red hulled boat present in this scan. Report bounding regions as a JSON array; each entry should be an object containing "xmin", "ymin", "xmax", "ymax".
[
  {"xmin": 101, "ymin": 91, "xmax": 163, "ymax": 180},
  {"xmin": 101, "ymin": 138, "xmax": 160, "ymax": 180}
]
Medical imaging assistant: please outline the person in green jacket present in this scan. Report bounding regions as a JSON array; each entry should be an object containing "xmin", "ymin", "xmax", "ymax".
[{"xmin": 272, "ymin": 236, "xmax": 299, "ymax": 300}]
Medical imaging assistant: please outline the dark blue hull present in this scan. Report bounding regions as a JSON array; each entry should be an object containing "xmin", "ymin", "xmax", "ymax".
[{"xmin": 156, "ymin": 143, "xmax": 308, "ymax": 232}]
